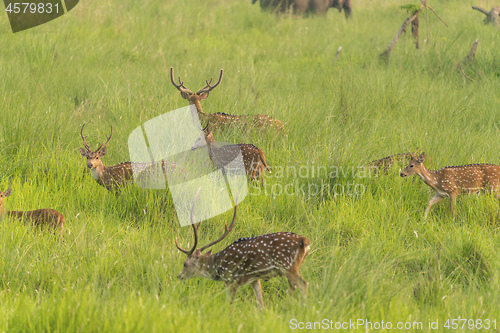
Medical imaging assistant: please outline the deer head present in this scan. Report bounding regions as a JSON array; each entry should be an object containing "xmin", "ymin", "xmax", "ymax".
[
  {"xmin": 0, "ymin": 189, "xmax": 12, "ymax": 198},
  {"xmin": 0, "ymin": 188, "xmax": 12, "ymax": 214},
  {"xmin": 170, "ymin": 67, "xmax": 223, "ymax": 106},
  {"xmin": 400, "ymin": 150, "xmax": 426, "ymax": 178},
  {"xmin": 176, "ymin": 196, "xmax": 237, "ymax": 280},
  {"xmin": 79, "ymin": 124, "xmax": 113, "ymax": 170}
]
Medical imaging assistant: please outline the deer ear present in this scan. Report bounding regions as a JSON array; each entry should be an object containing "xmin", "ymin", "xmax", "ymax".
[
  {"xmin": 418, "ymin": 152, "xmax": 426, "ymax": 163},
  {"xmin": 5, "ymin": 188, "xmax": 12, "ymax": 197},
  {"xmin": 99, "ymin": 147, "xmax": 107, "ymax": 157},
  {"xmin": 199, "ymin": 92, "xmax": 209, "ymax": 100},
  {"xmin": 204, "ymin": 250, "xmax": 212, "ymax": 256},
  {"xmin": 181, "ymin": 92, "xmax": 191, "ymax": 100},
  {"xmin": 79, "ymin": 148, "xmax": 88, "ymax": 157}
]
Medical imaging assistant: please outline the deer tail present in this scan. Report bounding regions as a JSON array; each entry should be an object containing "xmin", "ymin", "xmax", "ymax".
[
  {"xmin": 299, "ymin": 237, "xmax": 310, "ymax": 257},
  {"xmin": 300, "ymin": 237, "xmax": 310, "ymax": 249},
  {"xmin": 260, "ymin": 151, "xmax": 271, "ymax": 173},
  {"xmin": 280, "ymin": 121, "xmax": 286, "ymax": 134}
]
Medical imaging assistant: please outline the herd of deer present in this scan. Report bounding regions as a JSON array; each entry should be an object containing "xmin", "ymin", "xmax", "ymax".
[{"xmin": 4, "ymin": 68, "xmax": 500, "ymax": 307}]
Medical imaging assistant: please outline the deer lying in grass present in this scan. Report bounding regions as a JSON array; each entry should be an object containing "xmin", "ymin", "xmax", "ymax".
[
  {"xmin": 0, "ymin": 189, "xmax": 64, "ymax": 236},
  {"xmin": 401, "ymin": 151, "xmax": 500, "ymax": 218},
  {"xmin": 170, "ymin": 67, "xmax": 285, "ymax": 133},
  {"xmin": 191, "ymin": 122, "xmax": 271, "ymax": 185},
  {"xmin": 176, "ymin": 197, "xmax": 310, "ymax": 308},
  {"xmin": 79, "ymin": 124, "xmax": 184, "ymax": 195},
  {"xmin": 367, "ymin": 152, "xmax": 429, "ymax": 176}
]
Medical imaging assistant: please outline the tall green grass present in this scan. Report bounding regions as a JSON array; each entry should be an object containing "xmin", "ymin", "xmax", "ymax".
[{"xmin": 0, "ymin": 0, "xmax": 500, "ymax": 331}]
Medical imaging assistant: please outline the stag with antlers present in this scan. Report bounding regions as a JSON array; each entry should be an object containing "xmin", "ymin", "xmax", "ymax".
[
  {"xmin": 170, "ymin": 67, "xmax": 285, "ymax": 133},
  {"xmin": 176, "ymin": 194, "xmax": 310, "ymax": 308},
  {"xmin": 79, "ymin": 124, "xmax": 184, "ymax": 195}
]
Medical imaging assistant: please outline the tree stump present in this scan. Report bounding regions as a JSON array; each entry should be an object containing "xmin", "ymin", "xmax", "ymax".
[{"xmin": 472, "ymin": 6, "xmax": 500, "ymax": 25}]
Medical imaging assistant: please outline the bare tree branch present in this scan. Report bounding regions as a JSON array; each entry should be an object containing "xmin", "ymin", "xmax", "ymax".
[{"xmin": 380, "ymin": 11, "xmax": 420, "ymax": 59}]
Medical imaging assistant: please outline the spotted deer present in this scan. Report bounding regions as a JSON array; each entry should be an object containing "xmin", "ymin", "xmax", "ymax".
[
  {"xmin": 79, "ymin": 124, "xmax": 183, "ymax": 195},
  {"xmin": 170, "ymin": 67, "xmax": 285, "ymax": 133},
  {"xmin": 401, "ymin": 151, "xmax": 500, "ymax": 218},
  {"xmin": 0, "ymin": 189, "xmax": 64, "ymax": 236},
  {"xmin": 176, "ymin": 197, "xmax": 310, "ymax": 308},
  {"xmin": 191, "ymin": 122, "xmax": 271, "ymax": 185},
  {"xmin": 367, "ymin": 151, "xmax": 429, "ymax": 176}
]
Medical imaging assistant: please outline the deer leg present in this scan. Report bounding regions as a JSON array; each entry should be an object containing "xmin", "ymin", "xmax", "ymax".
[
  {"xmin": 285, "ymin": 272, "xmax": 309, "ymax": 297},
  {"xmin": 225, "ymin": 283, "xmax": 238, "ymax": 304},
  {"xmin": 251, "ymin": 163, "xmax": 258, "ymax": 184},
  {"xmin": 296, "ymin": 275, "xmax": 309, "ymax": 296},
  {"xmin": 424, "ymin": 194, "xmax": 444, "ymax": 219},
  {"xmin": 449, "ymin": 193, "xmax": 458, "ymax": 216},
  {"xmin": 287, "ymin": 278, "xmax": 297, "ymax": 295},
  {"xmin": 252, "ymin": 279, "xmax": 264, "ymax": 308},
  {"xmin": 250, "ymin": 161, "xmax": 260, "ymax": 185},
  {"xmin": 254, "ymin": 161, "xmax": 261, "ymax": 185},
  {"xmin": 260, "ymin": 163, "xmax": 264, "ymax": 186}
]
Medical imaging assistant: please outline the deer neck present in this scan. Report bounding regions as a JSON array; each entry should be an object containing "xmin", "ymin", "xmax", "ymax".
[
  {"xmin": 207, "ymin": 142, "xmax": 224, "ymax": 168},
  {"xmin": 0, "ymin": 201, "xmax": 5, "ymax": 217},
  {"xmin": 415, "ymin": 164, "xmax": 439, "ymax": 189},
  {"xmin": 190, "ymin": 99, "xmax": 208, "ymax": 121},
  {"xmin": 198, "ymin": 254, "xmax": 222, "ymax": 280},
  {"xmin": 206, "ymin": 141, "xmax": 215, "ymax": 159},
  {"xmin": 91, "ymin": 162, "xmax": 108, "ymax": 182}
]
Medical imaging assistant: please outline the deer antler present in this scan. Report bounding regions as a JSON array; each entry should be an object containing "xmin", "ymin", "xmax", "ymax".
[
  {"xmin": 170, "ymin": 67, "xmax": 193, "ymax": 94},
  {"xmin": 196, "ymin": 69, "xmax": 224, "ymax": 95},
  {"xmin": 80, "ymin": 123, "xmax": 92, "ymax": 152},
  {"xmin": 199, "ymin": 202, "xmax": 237, "ymax": 252},
  {"xmin": 96, "ymin": 126, "xmax": 113, "ymax": 152},
  {"xmin": 176, "ymin": 188, "xmax": 201, "ymax": 256}
]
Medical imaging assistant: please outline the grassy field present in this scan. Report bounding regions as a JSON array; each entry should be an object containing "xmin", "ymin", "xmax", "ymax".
[{"xmin": 0, "ymin": 0, "xmax": 500, "ymax": 331}]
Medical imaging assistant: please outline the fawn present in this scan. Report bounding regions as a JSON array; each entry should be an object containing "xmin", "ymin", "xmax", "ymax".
[{"xmin": 401, "ymin": 151, "xmax": 500, "ymax": 218}]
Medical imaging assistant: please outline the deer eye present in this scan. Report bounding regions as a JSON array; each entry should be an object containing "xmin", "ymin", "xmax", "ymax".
[{"xmin": 410, "ymin": 165, "xmax": 414, "ymax": 168}]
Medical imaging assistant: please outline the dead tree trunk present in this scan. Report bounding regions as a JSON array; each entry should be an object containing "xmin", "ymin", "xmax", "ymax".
[
  {"xmin": 412, "ymin": 13, "xmax": 420, "ymax": 49},
  {"xmin": 456, "ymin": 39, "xmax": 479, "ymax": 82},
  {"xmin": 380, "ymin": 2, "xmax": 447, "ymax": 60},
  {"xmin": 472, "ymin": 6, "xmax": 500, "ymax": 25},
  {"xmin": 380, "ymin": 11, "xmax": 420, "ymax": 59},
  {"xmin": 463, "ymin": 39, "xmax": 479, "ymax": 63}
]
